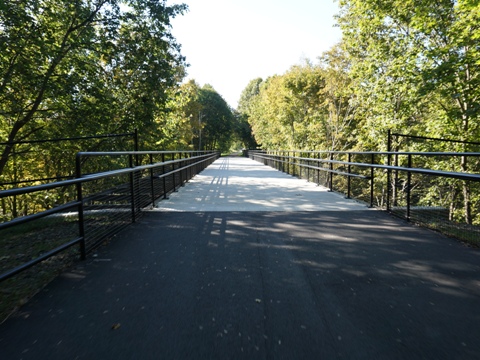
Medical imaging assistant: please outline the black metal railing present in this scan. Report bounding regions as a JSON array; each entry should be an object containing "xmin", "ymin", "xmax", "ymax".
[
  {"xmin": 249, "ymin": 150, "xmax": 480, "ymax": 245},
  {"xmin": 0, "ymin": 150, "xmax": 219, "ymax": 283},
  {"xmin": 0, "ymin": 130, "xmax": 139, "ymax": 187}
]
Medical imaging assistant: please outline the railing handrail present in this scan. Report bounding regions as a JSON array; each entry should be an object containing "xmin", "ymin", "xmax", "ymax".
[
  {"xmin": 249, "ymin": 152, "xmax": 480, "ymax": 182},
  {"xmin": 249, "ymin": 149, "xmax": 480, "ymax": 157},
  {"xmin": 0, "ymin": 152, "xmax": 217, "ymax": 198},
  {"xmin": 77, "ymin": 150, "xmax": 217, "ymax": 157}
]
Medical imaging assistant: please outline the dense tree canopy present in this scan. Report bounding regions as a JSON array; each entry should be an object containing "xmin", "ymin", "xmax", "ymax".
[
  {"xmin": 336, "ymin": 0, "xmax": 480, "ymax": 223},
  {"xmin": 337, "ymin": 0, "xmax": 480, "ymax": 149},
  {"xmin": 238, "ymin": 0, "xmax": 480, "ymax": 154},
  {"xmin": 242, "ymin": 58, "xmax": 356, "ymax": 151},
  {"xmin": 0, "ymin": 0, "xmax": 187, "ymax": 177},
  {"xmin": 155, "ymin": 80, "xmax": 247, "ymax": 153}
]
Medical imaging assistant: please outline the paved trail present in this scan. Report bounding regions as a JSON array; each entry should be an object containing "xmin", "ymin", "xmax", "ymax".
[
  {"xmin": 155, "ymin": 156, "xmax": 367, "ymax": 212},
  {"xmin": 1, "ymin": 157, "xmax": 480, "ymax": 359}
]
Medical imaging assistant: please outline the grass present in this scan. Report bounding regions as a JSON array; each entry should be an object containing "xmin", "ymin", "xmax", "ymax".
[
  {"xmin": 0, "ymin": 215, "xmax": 80, "ymax": 323},
  {"xmin": 391, "ymin": 211, "xmax": 479, "ymax": 246},
  {"xmin": 425, "ymin": 221, "xmax": 480, "ymax": 247}
]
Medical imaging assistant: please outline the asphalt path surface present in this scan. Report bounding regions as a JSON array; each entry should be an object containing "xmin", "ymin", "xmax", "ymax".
[{"xmin": 1, "ymin": 157, "xmax": 480, "ymax": 359}]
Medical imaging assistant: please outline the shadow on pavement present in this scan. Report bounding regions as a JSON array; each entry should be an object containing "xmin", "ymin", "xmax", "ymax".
[{"xmin": 1, "ymin": 210, "xmax": 480, "ymax": 359}]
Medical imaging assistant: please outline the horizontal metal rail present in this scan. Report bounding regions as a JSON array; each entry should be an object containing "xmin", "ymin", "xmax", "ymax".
[
  {"xmin": 256, "ymin": 155, "xmax": 370, "ymax": 179},
  {"xmin": 0, "ymin": 201, "xmax": 81, "ymax": 231},
  {"xmin": 263, "ymin": 150, "xmax": 480, "ymax": 156},
  {"xmin": 0, "ymin": 153, "xmax": 216, "ymax": 197},
  {"xmin": 251, "ymin": 152, "xmax": 480, "ymax": 182},
  {"xmin": 249, "ymin": 151, "xmax": 480, "ymax": 229},
  {"xmin": 76, "ymin": 150, "xmax": 213, "ymax": 158},
  {"xmin": 0, "ymin": 237, "xmax": 83, "ymax": 282}
]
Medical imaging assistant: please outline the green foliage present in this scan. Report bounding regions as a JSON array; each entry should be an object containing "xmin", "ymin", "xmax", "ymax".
[
  {"xmin": 0, "ymin": 0, "xmax": 188, "ymax": 178},
  {"xmin": 232, "ymin": 111, "xmax": 258, "ymax": 150},
  {"xmin": 242, "ymin": 58, "xmax": 357, "ymax": 151},
  {"xmin": 198, "ymin": 84, "xmax": 234, "ymax": 152},
  {"xmin": 336, "ymin": 0, "xmax": 480, "ymax": 223},
  {"xmin": 0, "ymin": 0, "xmax": 191, "ymax": 223},
  {"xmin": 236, "ymin": 78, "xmax": 262, "ymax": 149},
  {"xmin": 155, "ymin": 80, "xmax": 238, "ymax": 153},
  {"xmin": 237, "ymin": 78, "xmax": 263, "ymax": 115},
  {"xmin": 337, "ymin": 0, "xmax": 480, "ymax": 149}
]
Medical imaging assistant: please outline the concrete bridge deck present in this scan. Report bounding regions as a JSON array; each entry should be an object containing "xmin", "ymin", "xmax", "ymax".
[
  {"xmin": 1, "ymin": 156, "xmax": 480, "ymax": 359},
  {"xmin": 155, "ymin": 156, "xmax": 368, "ymax": 212}
]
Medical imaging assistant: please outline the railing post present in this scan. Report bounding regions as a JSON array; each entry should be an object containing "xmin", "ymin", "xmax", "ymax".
[
  {"xmin": 134, "ymin": 129, "xmax": 139, "ymax": 166},
  {"xmin": 287, "ymin": 151, "xmax": 290, "ymax": 175},
  {"xmin": 317, "ymin": 152, "xmax": 321, "ymax": 185},
  {"xmin": 162, "ymin": 153, "xmax": 168, "ymax": 199},
  {"xmin": 179, "ymin": 156, "xmax": 184, "ymax": 186},
  {"xmin": 370, "ymin": 153, "xmax": 375, "ymax": 208},
  {"xmin": 172, "ymin": 153, "xmax": 177, "ymax": 192},
  {"xmin": 299, "ymin": 152, "xmax": 302, "ymax": 179},
  {"xmin": 195, "ymin": 151, "xmax": 199, "ymax": 174},
  {"xmin": 133, "ymin": 128, "xmax": 139, "ymax": 152},
  {"xmin": 75, "ymin": 154, "xmax": 86, "ymax": 260},
  {"xmin": 307, "ymin": 153, "xmax": 312, "ymax": 181},
  {"xmin": 292, "ymin": 152, "xmax": 296, "ymax": 177},
  {"xmin": 406, "ymin": 154, "xmax": 412, "ymax": 221},
  {"xmin": 347, "ymin": 153, "xmax": 352, "ymax": 199},
  {"xmin": 394, "ymin": 150, "xmax": 399, "ymax": 207},
  {"xmin": 149, "ymin": 154, "xmax": 155, "ymax": 208},
  {"xmin": 387, "ymin": 154, "xmax": 391, "ymax": 211},
  {"xmin": 329, "ymin": 152, "xmax": 333, "ymax": 192},
  {"xmin": 129, "ymin": 154, "xmax": 136, "ymax": 223},
  {"xmin": 387, "ymin": 131, "xmax": 391, "ymax": 211}
]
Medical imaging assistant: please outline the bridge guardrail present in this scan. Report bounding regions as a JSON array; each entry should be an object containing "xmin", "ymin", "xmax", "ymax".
[
  {"xmin": 0, "ymin": 151, "xmax": 219, "ymax": 283},
  {"xmin": 249, "ymin": 150, "xmax": 480, "ymax": 246}
]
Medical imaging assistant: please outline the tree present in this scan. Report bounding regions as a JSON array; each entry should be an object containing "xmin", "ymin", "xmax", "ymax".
[
  {"xmin": 337, "ymin": 0, "xmax": 480, "ymax": 223},
  {"xmin": 318, "ymin": 43, "xmax": 358, "ymax": 151},
  {"xmin": 0, "ymin": 0, "xmax": 187, "ymax": 177},
  {"xmin": 231, "ymin": 111, "xmax": 258, "ymax": 150},
  {"xmin": 198, "ymin": 85, "xmax": 235, "ymax": 152},
  {"xmin": 238, "ymin": 78, "xmax": 263, "ymax": 115},
  {"xmin": 236, "ymin": 78, "xmax": 263, "ymax": 149},
  {"xmin": 154, "ymin": 81, "xmax": 236, "ymax": 152},
  {"xmin": 244, "ymin": 63, "xmax": 339, "ymax": 150},
  {"xmin": 247, "ymin": 75, "xmax": 288, "ymax": 148},
  {"xmin": 154, "ymin": 81, "xmax": 198, "ymax": 150},
  {"xmin": 337, "ymin": 0, "xmax": 480, "ymax": 143}
]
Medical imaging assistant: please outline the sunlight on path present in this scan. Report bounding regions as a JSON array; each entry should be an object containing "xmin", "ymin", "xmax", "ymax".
[{"xmin": 154, "ymin": 156, "xmax": 369, "ymax": 212}]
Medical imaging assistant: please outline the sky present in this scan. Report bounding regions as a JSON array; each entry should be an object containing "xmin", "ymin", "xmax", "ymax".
[{"xmin": 168, "ymin": 0, "xmax": 342, "ymax": 109}]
